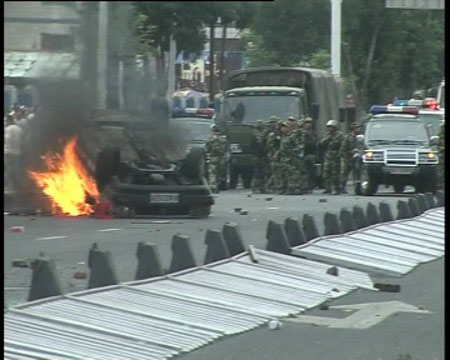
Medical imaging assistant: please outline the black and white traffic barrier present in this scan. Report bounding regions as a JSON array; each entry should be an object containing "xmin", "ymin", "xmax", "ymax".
[
  {"xmin": 366, "ymin": 202, "xmax": 380, "ymax": 225},
  {"xmin": 284, "ymin": 217, "xmax": 306, "ymax": 246},
  {"xmin": 222, "ymin": 222, "xmax": 246, "ymax": 256},
  {"xmin": 88, "ymin": 243, "xmax": 119, "ymax": 289},
  {"xmin": 302, "ymin": 214, "xmax": 320, "ymax": 241},
  {"xmin": 28, "ymin": 257, "xmax": 64, "ymax": 301},
  {"xmin": 135, "ymin": 242, "xmax": 164, "ymax": 280},
  {"xmin": 204, "ymin": 229, "xmax": 230, "ymax": 265},
  {"xmin": 266, "ymin": 221, "xmax": 291, "ymax": 255},
  {"xmin": 407, "ymin": 197, "xmax": 421, "ymax": 217},
  {"xmin": 169, "ymin": 234, "xmax": 197, "ymax": 273},
  {"xmin": 378, "ymin": 201, "xmax": 394, "ymax": 223},
  {"xmin": 339, "ymin": 208, "xmax": 356, "ymax": 233},
  {"xmin": 397, "ymin": 200, "xmax": 412, "ymax": 220},
  {"xmin": 352, "ymin": 205, "xmax": 368, "ymax": 229},
  {"xmin": 323, "ymin": 212, "xmax": 342, "ymax": 236}
]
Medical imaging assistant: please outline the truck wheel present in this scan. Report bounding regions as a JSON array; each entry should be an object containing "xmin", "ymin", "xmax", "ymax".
[
  {"xmin": 95, "ymin": 146, "xmax": 121, "ymax": 192},
  {"xmin": 189, "ymin": 205, "xmax": 211, "ymax": 218},
  {"xmin": 360, "ymin": 166, "xmax": 378, "ymax": 196},
  {"xmin": 184, "ymin": 147, "xmax": 205, "ymax": 180},
  {"xmin": 393, "ymin": 184, "xmax": 405, "ymax": 194}
]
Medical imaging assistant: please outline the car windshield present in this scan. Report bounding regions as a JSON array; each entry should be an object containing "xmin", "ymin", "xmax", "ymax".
[
  {"xmin": 172, "ymin": 118, "xmax": 212, "ymax": 142},
  {"xmin": 366, "ymin": 120, "xmax": 429, "ymax": 146},
  {"xmin": 418, "ymin": 113, "xmax": 444, "ymax": 136},
  {"xmin": 224, "ymin": 95, "xmax": 300, "ymax": 124}
]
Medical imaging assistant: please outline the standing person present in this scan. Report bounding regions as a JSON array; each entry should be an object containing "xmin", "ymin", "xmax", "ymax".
[
  {"xmin": 4, "ymin": 114, "xmax": 24, "ymax": 192},
  {"xmin": 340, "ymin": 122, "xmax": 361, "ymax": 194},
  {"xmin": 437, "ymin": 121, "xmax": 445, "ymax": 190},
  {"xmin": 266, "ymin": 118, "xmax": 283, "ymax": 194},
  {"xmin": 250, "ymin": 120, "xmax": 268, "ymax": 193},
  {"xmin": 265, "ymin": 116, "xmax": 281, "ymax": 193},
  {"xmin": 320, "ymin": 119, "xmax": 344, "ymax": 195},
  {"xmin": 303, "ymin": 117, "xmax": 318, "ymax": 193},
  {"xmin": 205, "ymin": 124, "xmax": 227, "ymax": 194}
]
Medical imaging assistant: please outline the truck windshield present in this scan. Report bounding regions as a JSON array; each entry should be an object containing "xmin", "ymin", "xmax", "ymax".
[
  {"xmin": 224, "ymin": 95, "xmax": 300, "ymax": 124},
  {"xmin": 366, "ymin": 121, "xmax": 429, "ymax": 146}
]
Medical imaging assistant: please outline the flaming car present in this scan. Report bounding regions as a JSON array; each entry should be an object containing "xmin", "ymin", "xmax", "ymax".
[{"xmin": 77, "ymin": 111, "xmax": 214, "ymax": 217}]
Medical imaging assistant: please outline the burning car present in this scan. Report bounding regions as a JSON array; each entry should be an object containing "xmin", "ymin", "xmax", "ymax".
[{"xmin": 75, "ymin": 110, "xmax": 214, "ymax": 217}]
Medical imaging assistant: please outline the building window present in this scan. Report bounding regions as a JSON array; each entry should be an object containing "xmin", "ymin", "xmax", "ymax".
[{"xmin": 41, "ymin": 33, "xmax": 74, "ymax": 51}]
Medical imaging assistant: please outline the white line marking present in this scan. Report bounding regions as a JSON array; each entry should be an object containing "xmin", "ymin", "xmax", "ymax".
[
  {"xmin": 97, "ymin": 228, "xmax": 123, "ymax": 232},
  {"xmin": 36, "ymin": 235, "xmax": 68, "ymax": 241}
]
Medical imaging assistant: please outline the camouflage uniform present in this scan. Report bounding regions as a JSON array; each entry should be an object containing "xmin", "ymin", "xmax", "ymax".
[
  {"xmin": 205, "ymin": 132, "xmax": 227, "ymax": 193},
  {"xmin": 320, "ymin": 128, "xmax": 344, "ymax": 194},
  {"xmin": 437, "ymin": 122, "xmax": 445, "ymax": 190},
  {"xmin": 266, "ymin": 125, "xmax": 283, "ymax": 193},
  {"xmin": 303, "ymin": 128, "xmax": 318, "ymax": 192},
  {"xmin": 279, "ymin": 127, "xmax": 306, "ymax": 194},
  {"xmin": 340, "ymin": 132, "xmax": 359, "ymax": 193},
  {"xmin": 250, "ymin": 125, "xmax": 268, "ymax": 193}
]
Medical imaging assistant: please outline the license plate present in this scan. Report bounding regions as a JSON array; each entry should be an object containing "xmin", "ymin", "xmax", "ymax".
[
  {"xmin": 150, "ymin": 193, "xmax": 179, "ymax": 204},
  {"xmin": 388, "ymin": 168, "xmax": 414, "ymax": 175}
]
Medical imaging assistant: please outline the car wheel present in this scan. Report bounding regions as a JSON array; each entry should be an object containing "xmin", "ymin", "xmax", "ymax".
[
  {"xmin": 95, "ymin": 146, "xmax": 121, "ymax": 192},
  {"xmin": 393, "ymin": 184, "xmax": 405, "ymax": 194},
  {"xmin": 360, "ymin": 166, "xmax": 378, "ymax": 196}
]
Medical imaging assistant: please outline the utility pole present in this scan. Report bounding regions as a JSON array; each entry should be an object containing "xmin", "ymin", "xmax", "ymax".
[
  {"xmin": 97, "ymin": 1, "xmax": 108, "ymax": 109},
  {"xmin": 209, "ymin": 23, "xmax": 215, "ymax": 103},
  {"xmin": 330, "ymin": 0, "xmax": 342, "ymax": 78},
  {"xmin": 166, "ymin": 34, "xmax": 176, "ymax": 108}
]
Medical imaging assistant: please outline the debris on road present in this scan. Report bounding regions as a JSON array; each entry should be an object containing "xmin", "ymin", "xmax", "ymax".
[
  {"xmin": 265, "ymin": 197, "xmax": 273, "ymax": 201},
  {"xmin": 12, "ymin": 259, "xmax": 30, "ymax": 268},
  {"xmin": 268, "ymin": 318, "xmax": 282, "ymax": 330},
  {"xmin": 240, "ymin": 210, "xmax": 248, "ymax": 215},
  {"xmin": 73, "ymin": 272, "xmax": 87, "ymax": 279},
  {"xmin": 319, "ymin": 198, "xmax": 327, "ymax": 203},
  {"xmin": 234, "ymin": 208, "xmax": 242, "ymax": 213},
  {"xmin": 9, "ymin": 226, "xmax": 25, "ymax": 233},
  {"xmin": 374, "ymin": 283, "xmax": 401, "ymax": 292}
]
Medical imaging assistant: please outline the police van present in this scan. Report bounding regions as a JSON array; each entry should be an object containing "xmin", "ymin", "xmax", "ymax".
[{"xmin": 357, "ymin": 105, "xmax": 439, "ymax": 195}]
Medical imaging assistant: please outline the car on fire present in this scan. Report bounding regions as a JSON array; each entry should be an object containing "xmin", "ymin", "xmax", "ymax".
[{"xmin": 77, "ymin": 110, "xmax": 214, "ymax": 217}]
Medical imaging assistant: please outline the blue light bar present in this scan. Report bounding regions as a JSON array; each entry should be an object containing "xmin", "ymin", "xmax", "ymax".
[{"xmin": 370, "ymin": 105, "xmax": 419, "ymax": 115}]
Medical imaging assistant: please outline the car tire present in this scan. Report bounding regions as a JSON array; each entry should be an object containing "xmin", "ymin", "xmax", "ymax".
[
  {"xmin": 95, "ymin": 146, "xmax": 121, "ymax": 192},
  {"xmin": 360, "ymin": 166, "xmax": 378, "ymax": 196},
  {"xmin": 189, "ymin": 205, "xmax": 211, "ymax": 218},
  {"xmin": 393, "ymin": 184, "xmax": 405, "ymax": 194}
]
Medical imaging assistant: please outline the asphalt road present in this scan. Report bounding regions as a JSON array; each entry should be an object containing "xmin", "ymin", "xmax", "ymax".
[
  {"xmin": 5, "ymin": 187, "xmax": 409, "ymax": 306},
  {"xmin": 4, "ymin": 186, "xmax": 444, "ymax": 359}
]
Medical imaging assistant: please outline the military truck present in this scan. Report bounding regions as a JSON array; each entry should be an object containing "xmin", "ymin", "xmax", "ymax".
[{"xmin": 216, "ymin": 67, "xmax": 348, "ymax": 189}]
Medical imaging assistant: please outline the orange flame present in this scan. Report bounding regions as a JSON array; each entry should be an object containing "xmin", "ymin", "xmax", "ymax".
[{"xmin": 28, "ymin": 137, "xmax": 100, "ymax": 216}]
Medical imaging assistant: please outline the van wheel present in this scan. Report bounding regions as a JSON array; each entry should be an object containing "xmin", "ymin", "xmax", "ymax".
[
  {"xmin": 95, "ymin": 146, "xmax": 121, "ymax": 192},
  {"xmin": 360, "ymin": 167, "xmax": 378, "ymax": 196},
  {"xmin": 393, "ymin": 184, "xmax": 405, "ymax": 194}
]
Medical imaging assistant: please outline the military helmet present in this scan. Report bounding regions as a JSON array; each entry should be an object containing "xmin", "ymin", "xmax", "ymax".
[
  {"xmin": 210, "ymin": 124, "xmax": 219, "ymax": 132},
  {"xmin": 350, "ymin": 122, "xmax": 360, "ymax": 129},
  {"xmin": 269, "ymin": 115, "xmax": 280, "ymax": 123},
  {"xmin": 304, "ymin": 117, "xmax": 313, "ymax": 123},
  {"xmin": 280, "ymin": 121, "xmax": 289, "ymax": 127},
  {"xmin": 288, "ymin": 116, "xmax": 296, "ymax": 121},
  {"xmin": 326, "ymin": 119, "xmax": 338, "ymax": 127},
  {"xmin": 256, "ymin": 119, "xmax": 264, "ymax": 129}
]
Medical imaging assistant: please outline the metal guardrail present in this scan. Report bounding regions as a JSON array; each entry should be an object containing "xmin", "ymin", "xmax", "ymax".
[{"xmin": 4, "ymin": 207, "xmax": 445, "ymax": 360}]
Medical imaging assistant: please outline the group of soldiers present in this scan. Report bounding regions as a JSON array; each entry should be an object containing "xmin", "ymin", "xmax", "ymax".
[{"xmin": 205, "ymin": 115, "xmax": 445, "ymax": 195}]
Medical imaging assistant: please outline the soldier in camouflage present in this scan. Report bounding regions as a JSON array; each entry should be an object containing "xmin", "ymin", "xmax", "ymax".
[
  {"xmin": 320, "ymin": 119, "xmax": 344, "ymax": 195},
  {"xmin": 340, "ymin": 122, "xmax": 361, "ymax": 194},
  {"xmin": 265, "ymin": 116, "xmax": 282, "ymax": 193},
  {"xmin": 250, "ymin": 120, "xmax": 268, "ymax": 193},
  {"xmin": 303, "ymin": 117, "xmax": 318, "ymax": 193},
  {"xmin": 437, "ymin": 121, "xmax": 445, "ymax": 190},
  {"xmin": 205, "ymin": 124, "xmax": 227, "ymax": 193}
]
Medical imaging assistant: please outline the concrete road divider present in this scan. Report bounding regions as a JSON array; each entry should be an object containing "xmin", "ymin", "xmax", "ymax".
[
  {"xmin": 88, "ymin": 243, "xmax": 119, "ymax": 289},
  {"xmin": 415, "ymin": 194, "xmax": 428, "ymax": 213},
  {"xmin": 222, "ymin": 222, "xmax": 246, "ymax": 256},
  {"xmin": 378, "ymin": 202, "xmax": 394, "ymax": 223},
  {"xmin": 435, "ymin": 190, "xmax": 445, "ymax": 206},
  {"xmin": 366, "ymin": 202, "xmax": 380, "ymax": 225},
  {"xmin": 169, "ymin": 234, "xmax": 197, "ymax": 273},
  {"xmin": 204, "ymin": 230, "xmax": 230, "ymax": 265},
  {"xmin": 352, "ymin": 205, "xmax": 368, "ymax": 229},
  {"xmin": 339, "ymin": 208, "xmax": 356, "ymax": 233},
  {"xmin": 425, "ymin": 193, "xmax": 436, "ymax": 208},
  {"xmin": 135, "ymin": 242, "xmax": 164, "ymax": 280},
  {"xmin": 323, "ymin": 212, "xmax": 342, "ymax": 236},
  {"xmin": 407, "ymin": 197, "xmax": 421, "ymax": 217},
  {"xmin": 266, "ymin": 221, "xmax": 291, "ymax": 255},
  {"xmin": 397, "ymin": 200, "xmax": 412, "ymax": 220},
  {"xmin": 28, "ymin": 258, "xmax": 63, "ymax": 301},
  {"xmin": 302, "ymin": 214, "xmax": 320, "ymax": 241},
  {"xmin": 284, "ymin": 217, "xmax": 306, "ymax": 246}
]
